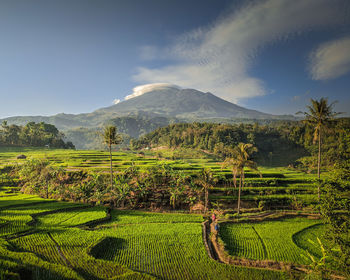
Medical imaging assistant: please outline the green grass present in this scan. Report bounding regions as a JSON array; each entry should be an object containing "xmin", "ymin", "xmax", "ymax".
[
  {"xmin": 0, "ymin": 189, "xmax": 154, "ymax": 279},
  {"xmin": 37, "ymin": 206, "xmax": 106, "ymax": 228},
  {"xmin": 0, "ymin": 146, "xmax": 318, "ymax": 177},
  {"xmin": 91, "ymin": 211, "xmax": 286, "ymax": 280},
  {"xmin": 10, "ymin": 228, "xmax": 137, "ymax": 280},
  {"xmin": 106, "ymin": 209, "xmax": 204, "ymax": 226},
  {"xmin": 0, "ymin": 186, "xmax": 288, "ymax": 279},
  {"xmin": 293, "ymin": 223, "xmax": 328, "ymax": 259},
  {"xmin": 219, "ymin": 218, "xmax": 325, "ymax": 265}
]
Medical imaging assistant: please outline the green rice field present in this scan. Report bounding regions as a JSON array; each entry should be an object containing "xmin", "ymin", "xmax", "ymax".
[
  {"xmin": 0, "ymin": 188, "xmax": 288, "ymax": 279},
  {"xmin": 219, "ymin": 218, "xmax": 326, "ymax": 265},
  {"xmin": 0, "ymin": 147, "xmax": 328, "ymax": 279}
]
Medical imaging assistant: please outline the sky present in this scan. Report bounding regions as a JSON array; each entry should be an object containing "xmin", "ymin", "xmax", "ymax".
[{"xmin": 0, "ymin": 0, "xmax": 349, "ymax": 118}]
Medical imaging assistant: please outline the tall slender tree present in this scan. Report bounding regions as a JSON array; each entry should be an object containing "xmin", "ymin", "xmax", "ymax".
[
  {"xmin": 1, "ymin": 121, "xmax": 9, "ymax": 144},
  {"xmin": 222, "ymin": 143, "xmax": 260, "ymax": 215},
  {"xmin": 298, "ymin": 98, "xmax": 339, "ymax": 199},
  {"xmin": 103, "ymin": 126, "xmax": 123, "ymax": 187}
]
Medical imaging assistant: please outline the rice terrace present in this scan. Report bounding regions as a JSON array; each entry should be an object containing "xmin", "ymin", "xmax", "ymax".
[
  {"xmin": 0, "ymin": 1, "xmax": 350, "ymax": 279},
  {"xmin": 0, "ymin": 136, "xmax": 349, "ymax": 280}
]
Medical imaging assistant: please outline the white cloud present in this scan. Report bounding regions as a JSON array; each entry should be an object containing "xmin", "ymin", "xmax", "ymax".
[
  {"xmin": 113, "ymin": 99, "xmax": 121, "ymax": 104},
  {"xmin": 309, "ymin": 36, "xmax": 350, "ymax": 80},
  {"xmin": 134, "ymin": 0, "xmax": 347, "ymax": 103},
  {"xmin": 124, "ymin": 83, "xmax": 181, "ymax": 100}
]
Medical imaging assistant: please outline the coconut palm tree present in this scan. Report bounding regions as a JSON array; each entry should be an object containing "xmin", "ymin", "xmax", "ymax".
[
  {"xmin": 195, "ymin": 168, "xmax": 217, "ymax": 213},
  {"xmin": 298, "ymin": 98, "xmax": 339, "ymax": 199},
  {"xmin": 222, "ymin": 143, "xmax": 260, "ymax": 215},
  {"xmin": 103, "ymin": 126, "xmax": 123, "ymax": 187}
]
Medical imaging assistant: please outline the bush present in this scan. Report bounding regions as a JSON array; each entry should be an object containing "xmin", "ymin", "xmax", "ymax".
[
  {"xmin": 320, "ymin": 161, "xmax": 350, "ymax": 276},
  {"xmin": 258, "ymin": 200, "xmax": 266, "ymax": 211},
  {"xmin": 290, "ymin": 196, "xmax": 303, "ymax": 210}
]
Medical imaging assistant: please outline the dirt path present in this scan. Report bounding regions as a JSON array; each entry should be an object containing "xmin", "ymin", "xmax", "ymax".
[{"xmin": 201, "ymin": 221, "xmax": 220, "ymax": 262}]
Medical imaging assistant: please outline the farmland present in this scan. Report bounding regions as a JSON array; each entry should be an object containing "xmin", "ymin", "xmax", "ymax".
[
  {"xmin": 219, "ymin": 218, "xmax": 326, "ymax": 264},
  {"xmin": 0, "ymin": 147, "xmax": 333, "ymax": 279},
  {"xmin": 0, "ymin": 147, "xmax": 321, "ymax": 210},
  {"xmin": 0, "ymin": 186, "xmax": 289, "ymax": 279}
]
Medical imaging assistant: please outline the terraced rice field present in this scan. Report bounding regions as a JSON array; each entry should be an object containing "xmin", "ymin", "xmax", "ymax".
[
  {"xmin": 219, "ymin": 218, "xmax": 326, "ymax": 265},
  {"xmin": 0, "ymin": 183, "xmax": 287, "ymax": 280},
  {"xmin": 0, "ymin": 147, "xmax": 320, "ymax": 208},
  {"xmin": 0, "ymin": 147, "xmax": 327, "ymax": 279}
]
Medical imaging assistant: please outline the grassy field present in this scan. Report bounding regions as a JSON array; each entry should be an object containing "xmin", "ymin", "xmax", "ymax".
[
  {"xmin": 0, "ymin": 184, "xmax": 288, "ymax": 279},
  {"xmin": 91, "ymin": 213, "xmax": 285, "ymax": 280},
  {"xmin": 219, "ymin": 218, "xmax": 326, "ymax": 265}
]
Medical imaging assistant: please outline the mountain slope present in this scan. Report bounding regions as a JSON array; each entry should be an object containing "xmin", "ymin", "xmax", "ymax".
[
  {"xmin": 2, "ymin": 86, "xmax": 294, "ymax": 130},
  {"xmin": 96, "ymin": 87, "xmax": 285, "ymax": 119}
]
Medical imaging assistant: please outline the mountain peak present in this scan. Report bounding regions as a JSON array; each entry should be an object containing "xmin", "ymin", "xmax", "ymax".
[
  {"xmin": 97, "ymin": 86, "xmax": 288, "ymax": 120},
  {"xmin": 124, "ymin": 83, "xmax": 182, "ymax": 100}
]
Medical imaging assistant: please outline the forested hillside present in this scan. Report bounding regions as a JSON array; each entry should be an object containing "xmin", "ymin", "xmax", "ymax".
[
  {"xmin": 0, "ymin": 121, "xmax": 75, "ymax": 149},
  {"xmin": 131, "ymin": 118, "xmax": 350, "ymax": 166}
]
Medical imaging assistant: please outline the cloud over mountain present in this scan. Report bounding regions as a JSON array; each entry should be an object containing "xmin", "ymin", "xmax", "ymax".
[
  {"xmin": 134, "ymin": 0, "xmax": 348, "ymax": 103},
  {"xmin": 124, "ymin": 83, "xmax": 181, "ymax": 100}
]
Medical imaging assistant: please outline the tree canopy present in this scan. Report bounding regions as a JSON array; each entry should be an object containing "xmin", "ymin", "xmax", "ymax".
[
  {"xmin": 0, "ymin": 121, "xmax": 74, "ymax": 149},
  {"xmin": 131, "ymin": 119, "xmax": 350, "ymax": 167}
]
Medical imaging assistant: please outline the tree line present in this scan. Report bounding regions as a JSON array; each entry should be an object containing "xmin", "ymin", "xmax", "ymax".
[
  {"xmin": 0, "ymin": 121, "xmax": 75, "ymax": 149},
  {"xmin": 130, "ymin": 117, "xmax": 349, "ymax": 168}
]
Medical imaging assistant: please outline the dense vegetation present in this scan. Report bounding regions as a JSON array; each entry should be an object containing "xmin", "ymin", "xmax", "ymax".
[
  {"xmin": 12, "ymin": 158, "xmax": 206, "ymax": 210},
  {"xmin": 3, "ymin": 113, "xmax": 297, "ymax": 150},
  {"xmin": 131, "ymin": 118, "xmax": 350, "ymax": 167},
  {"xmin": 320, "ymin": 161, "xmax": 350, "ymax": 275},
  {"xmin": 0, "ymin": 121, "xmax": 75, "ymax": 149}
]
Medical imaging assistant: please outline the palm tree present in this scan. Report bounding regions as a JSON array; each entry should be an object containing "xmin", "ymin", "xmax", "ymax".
[
  {"xmin": 222, "ymin": 143, "xmax": 260, "ymax": 215},
  {"xmin": 103, "ymin": 126, "xmax": 123, "ymax": 187},
  {"xmin": 195, "ymin": 168, "xmax": 217, "ymax": 213},
  {"xmin": 298, "ymin": 98, "xmax": 339, "ymax": 199}
]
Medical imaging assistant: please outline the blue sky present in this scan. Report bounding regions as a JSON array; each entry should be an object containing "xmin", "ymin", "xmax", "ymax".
[{"xmin": 0, "ymin": 0, "xmax": 349, "ymax": 118}]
